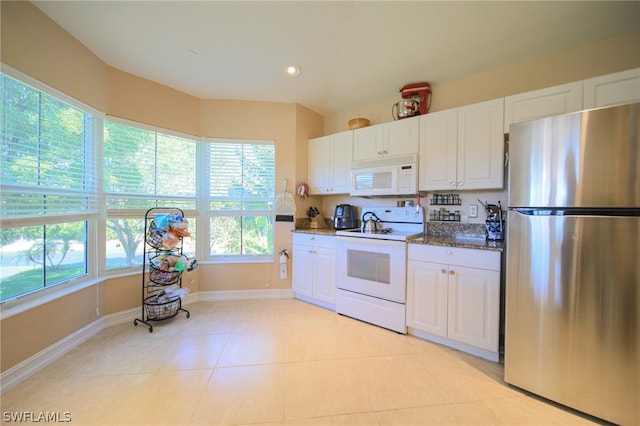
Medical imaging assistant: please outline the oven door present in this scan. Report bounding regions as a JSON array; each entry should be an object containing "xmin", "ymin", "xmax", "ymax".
[{"xmin": 336, "ymin": 236, "xmax": 407, "ymax": 303}]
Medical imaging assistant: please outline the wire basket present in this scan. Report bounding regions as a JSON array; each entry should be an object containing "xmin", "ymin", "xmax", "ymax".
[
  {"xmin": 144, "ymin": 295, "xmax": 181, "ymax": 320},
  {"xmin": 146, "ymin": 220, "xmax": 180, "ymax": 250},
  {"xmin": 148, "ymin": 253, "xmax": 189, "ymax": 285},
  {"xmin": 148, "ymin": 269, "xmax": 181, "ymax": 285}
]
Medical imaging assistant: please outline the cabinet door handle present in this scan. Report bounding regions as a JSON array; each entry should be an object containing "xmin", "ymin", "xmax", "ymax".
[
  {"xmin": 458, "ymin": 181, "xmax": 464, "ymax": 187},
  {"xmin": 445, "ymin": 249, "xmax": 452, "ymax": 256},
  {"xmin": 441, "ymin": 269, "xmax": 447, "ymax": 274},
  {"xmin": 449, "ymin": 270, "xmax": 455, "ymax": 275},
  {"xmin": 450, "ymin": 181, "xmax": 456, "ymax": 187},
  {"xmin": 377, "ymin": 151, "xmax": 383, "ymax": 155}
]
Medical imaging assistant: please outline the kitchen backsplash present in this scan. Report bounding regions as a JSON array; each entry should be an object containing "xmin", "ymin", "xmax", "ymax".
[
  {"xmin": 296, "ymin": 212, "xmax": 490, "ymax": 239},
  {"xmin": 425, "ymin": 221, "xmax": 486, "ymax": 238},
  {"xmin": 295, "ymin": 217, "xmax": 333, "ymax": 230},
  {"xmin": 317, "ymin": 190, "xmax": 507, "ymax": 225}
]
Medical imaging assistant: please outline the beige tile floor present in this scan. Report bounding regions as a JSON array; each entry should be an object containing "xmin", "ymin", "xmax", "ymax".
[{"xmin": 2, "ymin": 299, "xmax": 603, "ymax": 425}]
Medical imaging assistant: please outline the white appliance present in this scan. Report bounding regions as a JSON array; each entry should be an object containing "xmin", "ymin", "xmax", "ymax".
[
  {"xmin": 350, "ymin": 154, "xmax": 417, "ymax": 197},
  {"xmin": 335, "ymin": 206, "xmax": 425, "ymax": 333}
]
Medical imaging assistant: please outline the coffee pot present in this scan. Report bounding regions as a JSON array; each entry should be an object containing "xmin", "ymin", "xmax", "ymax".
[{"xmin": 333, "ymin": 204, "xmax": 357, "ymax": 230}]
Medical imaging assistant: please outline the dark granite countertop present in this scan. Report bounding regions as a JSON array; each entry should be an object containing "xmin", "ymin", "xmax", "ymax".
[
  {"xmin": 292, "ymin": 228, "xmax": 337, "ymax": 236},
  {"xmin": 409, "ymin": 235, "xmax": 505, "ymax": 252},
  {"xmin": 292, "ymin": 219, "xmax": 505, "ymax": 251}
]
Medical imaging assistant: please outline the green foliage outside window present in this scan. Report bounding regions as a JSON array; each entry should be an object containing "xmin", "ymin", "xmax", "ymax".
[
  {"xmin": 1, "ymin": 72, "xmax": 277, "ymax": 301},
  {"xmin": 1, "ymin": 74, "xmax": 91, "ymax": 300}
]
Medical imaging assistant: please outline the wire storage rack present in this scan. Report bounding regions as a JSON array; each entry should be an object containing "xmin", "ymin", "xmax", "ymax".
[{"xmin": 134, "ymin": 207, "xmax": 193, "ymax": 332}]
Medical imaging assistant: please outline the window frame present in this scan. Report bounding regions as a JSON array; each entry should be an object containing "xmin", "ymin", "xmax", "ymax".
[
  {"xmin": 0, "ymin": 65, "xmax": 102, "ymax": 304},
  {"xmin": 0, "ymin": 65, "xmax": 279, "ymax": 310},
  {"xmin": 201, "ymin": 137, "xmax": 276, "ymax": 263},
  {"xmin": 101, "ymin": 116, "xmax": 199, "ymax": 275}
]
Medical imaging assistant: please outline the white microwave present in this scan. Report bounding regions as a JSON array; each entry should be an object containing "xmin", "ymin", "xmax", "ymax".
[{"xmin": 350, "ymin": 154, "xmax": 418, "ymax": 197}]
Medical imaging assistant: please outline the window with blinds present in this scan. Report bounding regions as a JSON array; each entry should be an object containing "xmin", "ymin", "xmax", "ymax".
[
  {"xmin": 103, "ymin": 119, "xmax": 197, "ymax": 269},
  {"xmin": 1, "ymin": 74, "xmax": 97, "ymax": 220},
  {"xmin": 0, "ymin": 70, "xmax": 278, "ymax": 301},
  {"xmin": 103, "ymin": 119, "xmax": 197, "ymax": 209},
  {"xmin": 207, "ymin": 139, "xmax": 275, "ymax": 258},
  {"xmin": 0, "ymin": 73, "xmax": 96, "ymax": 301}
]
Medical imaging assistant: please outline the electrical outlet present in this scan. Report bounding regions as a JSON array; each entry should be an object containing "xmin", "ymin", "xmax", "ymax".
[{"xmin": 469, "ymin": 204, "xmax": 478, "ymax": 218}]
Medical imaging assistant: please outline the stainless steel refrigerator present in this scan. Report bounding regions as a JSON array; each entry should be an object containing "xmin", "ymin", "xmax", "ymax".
[{"xmin": 505, "ymin": 103, "xmax": 639, "ymax": 425}]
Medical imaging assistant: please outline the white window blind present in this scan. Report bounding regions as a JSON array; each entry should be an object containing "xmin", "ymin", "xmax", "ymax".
[
  {"xmin": 209, "ymin": 140, "xmax": 275, "ymax": 207},
  {"xmin": 208, "ymin": 139, "xmax": 275, "ymax": 257},
  {"xmin": 103, "ymin": 119, "xmax": 197, "ymax": 210},
  {"xmin": 1, "ymin": 74, "xmax": 97, "ymax": 220}
]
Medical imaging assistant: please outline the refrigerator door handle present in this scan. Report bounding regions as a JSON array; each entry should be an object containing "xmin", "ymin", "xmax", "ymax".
[{"xmin": 512, "ymin": 208, "xmax": 640, "ymax": 217}]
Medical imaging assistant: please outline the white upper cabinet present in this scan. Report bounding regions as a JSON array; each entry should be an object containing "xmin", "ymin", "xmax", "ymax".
[
  {"xmin": 583, "ymin": 68, "xmax": 640, "ymax": 109},
  {"xmin": 418, "ymin": 109, "xmax": 458, "ymax": 191},
  {"xmin": 308, "ymin": 130, "xmax": 353, "ymax": 194},
  {"xmin": 353, "ymin": 118, "xmax": 419, "ymax": 162},
  {"xmin": 503, "ymin": 68, "xmax": 640, "ymax": 133},
  {"xmin": 384, "ymin": 118, "xmax": 420, "ymax": 158},
  {"xmin": 504, "ymin": 81, "xmax": 583, "ymax": 133},
  {"xmin": 420, "ymin": 98, "xmax": 504, "ymax": 191},
  {"xmin": 457, "ymin": 98, "xmax": 505, "ymax": 191},
  {"xmin": 352, "ymin": 125, "xmax": 384, "ymax": 162}
]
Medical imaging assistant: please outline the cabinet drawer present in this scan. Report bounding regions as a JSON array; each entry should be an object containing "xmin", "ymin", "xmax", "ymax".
[
  {"xmin": 292, "ymin": 233, "xmax": 336, "ymax": 249},
  {"xmin": 408, "ymin": 244, "xmax": 499, "ymax": 270}
]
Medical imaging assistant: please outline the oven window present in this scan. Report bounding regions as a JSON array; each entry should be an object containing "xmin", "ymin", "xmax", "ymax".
[{"xmin": 346, "ymin": 249, "xmax": 390, "ymax": 284}]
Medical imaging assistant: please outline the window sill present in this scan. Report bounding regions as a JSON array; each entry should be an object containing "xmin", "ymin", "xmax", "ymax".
[{"xmin": 0, "ymin": 277, "xmax": 106, "ymax": 320}]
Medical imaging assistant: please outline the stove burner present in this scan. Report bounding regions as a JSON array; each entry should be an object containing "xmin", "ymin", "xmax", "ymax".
[{"xmin": 363, "ymin": 228, "xmax": 393, "ymax": 234}]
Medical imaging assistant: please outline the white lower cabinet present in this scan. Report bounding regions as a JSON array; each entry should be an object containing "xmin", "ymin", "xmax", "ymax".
[
  {"xmin": 292, "ymin": 233, "xmax": 336, "ymax": 309},
  {"xmin": 407, "ymin": 244, "xmax": 501, "ymax": 361}
]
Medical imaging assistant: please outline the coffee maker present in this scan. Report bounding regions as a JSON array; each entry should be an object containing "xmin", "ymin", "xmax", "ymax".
[{"xmin": 333, "ymin": 204, "xmax": 357, "ymax": 230}]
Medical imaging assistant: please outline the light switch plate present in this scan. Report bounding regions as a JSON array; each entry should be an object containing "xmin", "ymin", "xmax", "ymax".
[{"xmin": 469, "ymin": 204, "xmax": 478, "ymax": 218}]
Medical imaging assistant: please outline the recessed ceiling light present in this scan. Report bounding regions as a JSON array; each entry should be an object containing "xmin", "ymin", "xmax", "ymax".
[{"xmin": 284, "ymin": 65, "xmax": 301, "ymax": 78}]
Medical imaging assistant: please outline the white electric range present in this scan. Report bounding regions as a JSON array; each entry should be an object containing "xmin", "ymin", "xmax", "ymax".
[{"xmin": 335, "ymin": 206, "xmax": 425, "ymax": 333}]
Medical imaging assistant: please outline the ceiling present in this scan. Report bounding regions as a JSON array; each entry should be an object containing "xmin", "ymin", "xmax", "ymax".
[{"xmin": 32, "ymin": 1, "xmax": 640, "ymax": 116}]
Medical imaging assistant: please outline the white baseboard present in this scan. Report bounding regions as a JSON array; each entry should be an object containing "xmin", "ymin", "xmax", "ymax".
[
  {"xmin": 293, "ymin": 293, "xmax": 336, "ymax": 311},
  {"xmin": 407, "ymin": 327, "xmax": 500, "ymax": 362},
  {"xmin": 0, "ymin": 318, "xmax": 104, "ymax": 394},
  {"xmin": 1, "ymin": 290, "xmax": 293, "ymax": 394},
  {"xmin": 104, "ymin": 306, "xmax": 139, "ymax": 328},
  {"xmin": 198, "ymin": 288, "xmax": 295, "ymax": 302},
  {"xmin": 103, "ymin": 293, "xmax": 201, "ymax": 328}
]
